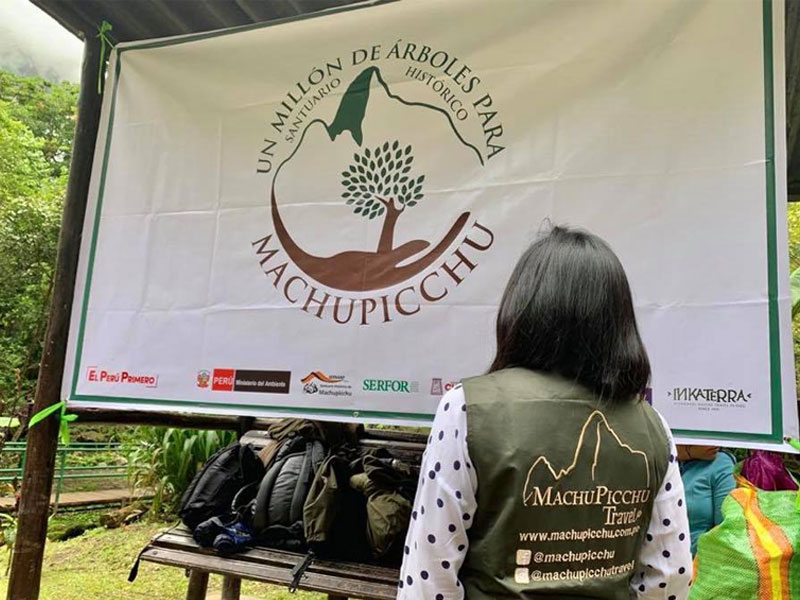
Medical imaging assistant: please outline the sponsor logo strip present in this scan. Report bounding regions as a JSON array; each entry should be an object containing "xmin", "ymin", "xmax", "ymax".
[
  {"xmin": 87, "ymin": 367, "xmax": 158, "ymax": 388},
  {"xmin": 233, "ymin": 370, "xmax": 291, "ymax": 394}
]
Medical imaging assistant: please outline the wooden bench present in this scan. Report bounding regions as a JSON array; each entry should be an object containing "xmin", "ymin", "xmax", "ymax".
[{"xmin": 135, "ymin": 428, "xmax": 425, "ymax": 600}]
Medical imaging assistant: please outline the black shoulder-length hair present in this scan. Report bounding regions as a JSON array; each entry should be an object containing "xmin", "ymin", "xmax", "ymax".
[{"xmin": 489, "ymin": 225, "xmax": 650, "ymax": 402}]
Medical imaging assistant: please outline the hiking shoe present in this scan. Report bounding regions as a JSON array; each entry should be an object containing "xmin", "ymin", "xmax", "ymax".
[
  {"xmin": 213, "ymin": 520, "xmax": 255, "ymax": 555},
  {"xmin": 193, "ymin": 516, "xmax": 231, "ymax": 547}
]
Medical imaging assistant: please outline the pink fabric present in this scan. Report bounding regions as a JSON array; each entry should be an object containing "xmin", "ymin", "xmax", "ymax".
[{"xmin": 740, "ymin": 451, "xmax": 798, "ymax": 491}]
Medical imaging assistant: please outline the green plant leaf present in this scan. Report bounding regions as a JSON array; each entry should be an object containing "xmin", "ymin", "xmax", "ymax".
[{"xmin": 792, "ymin": 267, "xmax": 800, "ymax": 317}]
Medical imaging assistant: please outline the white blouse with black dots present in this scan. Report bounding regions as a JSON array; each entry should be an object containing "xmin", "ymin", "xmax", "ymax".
[{"xmin": 397, "ymin": 386, "xmax": 693, "ymax": 600}]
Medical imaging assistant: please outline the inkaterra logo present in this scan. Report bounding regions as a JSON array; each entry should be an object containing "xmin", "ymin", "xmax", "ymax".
[
  {"xmin": 668, "ymin": 387, "xmax": 751, "ymax": 404},
  {"xmin": 301, "ymin": 371, "xmax": 352, "ymax": 397},
  {"xmin": 253, "ymin": 42, "xmax": 504, "ymax": 326}
]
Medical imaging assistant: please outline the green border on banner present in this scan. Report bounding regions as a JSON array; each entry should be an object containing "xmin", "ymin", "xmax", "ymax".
[
  {"xmin": 69, "ymin": 1, "xmax": 786, "ymax": 436},
  {"xmin": 673, "ymin": 0, "xmax": 782, "ymax": 444}
]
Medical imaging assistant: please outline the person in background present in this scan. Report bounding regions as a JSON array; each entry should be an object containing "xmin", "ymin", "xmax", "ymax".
[
  {"xmin": 677, "ymin": 445, "xmax": 735, "ymax": 555},
  {"xmin": 398, "ymin": 226, "xmax": 692, "ymax": 600}
]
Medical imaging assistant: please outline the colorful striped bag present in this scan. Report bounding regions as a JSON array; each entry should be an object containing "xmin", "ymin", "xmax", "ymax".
[{"xmin": 690, "ymin": 476, "xmax": 800, "ymax": 599}]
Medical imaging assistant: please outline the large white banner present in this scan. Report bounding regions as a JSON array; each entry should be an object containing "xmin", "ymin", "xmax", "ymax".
[{"xmin": 64, "ymin": 0, "xmax": 798, "ymax": 448}]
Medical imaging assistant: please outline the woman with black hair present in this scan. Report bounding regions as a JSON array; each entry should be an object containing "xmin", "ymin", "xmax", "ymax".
[{"xmin": 398, "ymin": 226, "xmax": 692, "ymax": 599}]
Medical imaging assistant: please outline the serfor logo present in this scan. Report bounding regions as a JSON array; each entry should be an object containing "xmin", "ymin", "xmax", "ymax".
[
  {"xmin": 362, "ymin": 379, "xmax": 419, "ymax": 393},
  {"xmin": 253, "ymin": 43, "xmax": 505, "ymax": 326}
]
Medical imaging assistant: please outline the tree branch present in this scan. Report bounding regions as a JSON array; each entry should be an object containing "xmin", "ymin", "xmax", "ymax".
[{"xmin": 373, "ymin": 195, "xmax": 391, "ymax": 209}]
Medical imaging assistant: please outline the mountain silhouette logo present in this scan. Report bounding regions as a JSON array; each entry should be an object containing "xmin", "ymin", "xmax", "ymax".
[
  {"xmin": 301, "ymin": 372, "xmax": 345, "ymax": 385},
  {"xmin": 522, "ymin": 411, "xmax": 650, "ymax": 506},
  {"xmin": 270, "ymin": 66, "xmax": 482, "ymax": 293}
]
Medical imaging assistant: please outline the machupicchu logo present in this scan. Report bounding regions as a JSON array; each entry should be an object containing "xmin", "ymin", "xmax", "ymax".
[{"xmin": 252, "ymin": 42, "xmax": 504, "ymax": 326}]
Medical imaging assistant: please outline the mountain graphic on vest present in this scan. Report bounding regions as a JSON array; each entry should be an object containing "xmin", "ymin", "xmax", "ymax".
[{"xmin": 522, "ymin": 410, "xmax": 650, "ymax": 506}]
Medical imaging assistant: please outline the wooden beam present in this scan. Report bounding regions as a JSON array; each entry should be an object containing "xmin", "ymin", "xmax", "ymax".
[
  {"xmin": 7, "ymin": 36, "xmax": 104, "ymax": 600},
  {"xmin": 69, "ymin": 408, "xmax": 429, "ymax": 445},
  {"xmin": 70, "ymin": 407, "xmax": 242, "ymax": 430}
]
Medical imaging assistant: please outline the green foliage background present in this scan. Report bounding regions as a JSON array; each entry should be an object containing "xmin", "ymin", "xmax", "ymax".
[
  {"xmin": 0, "ymin": 70, "xmax": 77, "ymax": 421},
  {"xmin": 787, "ymin": 203, "xmax": 800, "ymax": 393},
  {"xmin": 123, "ymin": 427, "xmax": 237, "ymax": 517}
]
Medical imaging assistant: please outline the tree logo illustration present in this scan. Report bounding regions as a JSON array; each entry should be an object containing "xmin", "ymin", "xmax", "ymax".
[
  {"xmin": 341, "ymin": 140, "xmax": 425, "ymax": 254},
  {"xmin": 269, "ymin": 66, "xmax": 476, "ymax": 293}
]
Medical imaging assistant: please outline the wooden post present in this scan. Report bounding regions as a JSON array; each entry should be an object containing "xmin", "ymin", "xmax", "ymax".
[
  {"xmin": 237, "ymin": 416, "xmax": 255, "ymax": 439},
  {"xmin": 220, "ymin": 576, "xmax": 242, "ymax": 600},
  {"xmin": 7, "ymin": 35, "xmax": 103, "ymax": 600},
  {"xmin": 185, "ymin": 570, "xmax": 209, "ymax": 600}
]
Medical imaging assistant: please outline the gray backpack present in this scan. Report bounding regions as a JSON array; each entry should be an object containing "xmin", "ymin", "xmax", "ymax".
[{"xmin": 241, "ymin": 435, "xmax": 327, "ymax": 550}]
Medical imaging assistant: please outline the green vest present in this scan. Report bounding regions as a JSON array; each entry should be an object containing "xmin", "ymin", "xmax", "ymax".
[{"xmin": 461, "ymin": 368, "xmax": 670, "ymax": 600}]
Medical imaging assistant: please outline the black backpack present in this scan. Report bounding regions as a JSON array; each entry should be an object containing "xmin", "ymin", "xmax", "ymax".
[
  {"xmin": 244, "ymin": 435, "xmax": 327, "ymax": 550},
  {"xmin": 179, "ymin": 443, "xmax": 264, "ymax": 530}
]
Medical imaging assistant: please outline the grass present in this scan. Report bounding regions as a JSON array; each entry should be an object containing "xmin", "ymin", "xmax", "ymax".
[{"xmin": 0, "ymin": 521, "xmax": 324, "ymax": 600}]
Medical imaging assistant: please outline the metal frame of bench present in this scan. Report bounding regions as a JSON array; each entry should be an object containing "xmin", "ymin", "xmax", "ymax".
[{"xmin": 135, "ymin": 428, "xmax": 425, "ymax": 600}]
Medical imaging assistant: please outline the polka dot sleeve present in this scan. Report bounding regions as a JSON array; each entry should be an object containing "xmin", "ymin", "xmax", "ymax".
[
  {"xmin": 630, "ymin": 411, "xmax": 692, "ymax": 600},
  {"xmin": 398, "ymin": 386, "xmax": 478, "ymax": 600}
]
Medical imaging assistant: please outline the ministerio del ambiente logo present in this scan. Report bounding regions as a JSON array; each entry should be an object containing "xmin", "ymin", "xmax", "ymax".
[{"xmin": 251, "ymin": 41, "xmax": 505, "ymax": 326}]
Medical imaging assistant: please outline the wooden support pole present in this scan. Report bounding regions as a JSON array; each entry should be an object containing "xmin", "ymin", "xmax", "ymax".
[
  {"xmin": 185, "ymin": 570, "xmax": 209, "ymax": 600},
  {"xmin": 220, "ymin": 576, "xmax": 242, "ymax": 600},
  {"xmin": 7, "ymin": 35, "xmax": 103, "ymax": 600}
]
